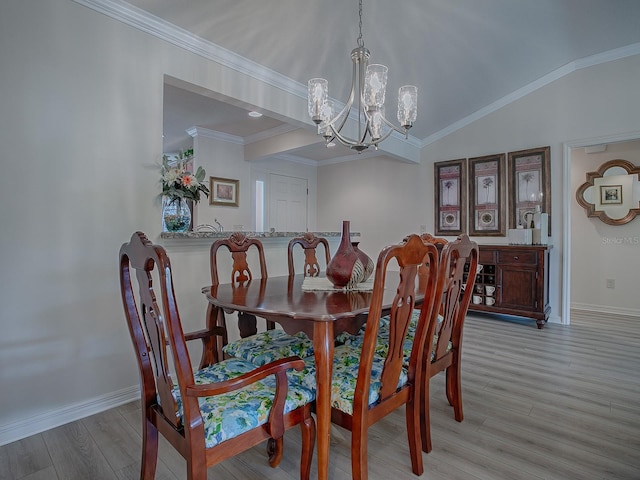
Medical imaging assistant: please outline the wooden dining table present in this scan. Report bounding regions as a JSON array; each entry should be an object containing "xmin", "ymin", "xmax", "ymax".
[{"xmin": 202, "ymin": 273, "xmax": 407, "ymax": 480}]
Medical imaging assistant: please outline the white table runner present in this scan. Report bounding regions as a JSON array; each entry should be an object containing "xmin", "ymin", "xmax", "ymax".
[{"xmin": 301, "ymin": 276, "xmax": 375, "ymax": 292}]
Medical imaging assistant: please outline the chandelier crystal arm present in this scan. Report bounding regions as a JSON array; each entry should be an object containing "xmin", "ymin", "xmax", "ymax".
[
  {"xmin": 377, "ymin": 112, "xmax": 410, "ymax": 139},
  {"xmin": 324, "ymin": 57, "xmax": 360, "ymax": 133}
]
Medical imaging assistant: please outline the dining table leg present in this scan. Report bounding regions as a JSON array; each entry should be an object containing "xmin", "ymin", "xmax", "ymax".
[{"xmin": 313, "ymin": 321, "xmax": 334, "ymax": 480}]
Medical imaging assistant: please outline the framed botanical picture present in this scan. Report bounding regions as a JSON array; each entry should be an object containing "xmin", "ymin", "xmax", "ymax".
[
  {"xmin": 209, "ymin": 176, "xmax": 239, "ymax": 207},
  {"xmin": 434, "ymin": 158, "xmax": 467, "ymax": 236},
  {"xmin": 468, "ymin": 153, "xmax": 506, "ymax": 236},
  {"xmin": 600, "ymin": 184, "xmax": 623, "ymax": 205},
  {"xmin": 508, "ymin": 146, "xmax": 551, "ymax": 232}
]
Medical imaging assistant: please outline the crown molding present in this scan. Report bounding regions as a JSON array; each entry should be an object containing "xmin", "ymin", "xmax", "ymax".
[
  {"xmin": 422, "ymin": 42, "xmax": 640, "ymax": 147},
  {"xmin": 244, "ymin": 124, "xmax": 300, "ymax": 145},
  {"xmin": 72, "ymin": 0, "xmax": 308, "ymax": 102},
  {"xmin": 318, "ymin": 150, "xmax": 383, "ymax": 167},
  {"xmin": 187, "ymin": 126, "xmax": 244, "ymax": 145},
  {"xmin": 269, "ymin": 153, "xmax": 319, "ymax": 167}
]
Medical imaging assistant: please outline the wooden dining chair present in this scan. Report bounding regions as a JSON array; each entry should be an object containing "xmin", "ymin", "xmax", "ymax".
[
  {"xmin": 420, "ymin": 234, "xmax": 479, "ymax": 454},
  {"xmin": 287, "ymin": 232, "xmax": 331, "ymax": 277},
  {"xmin": 209, "ymin": 232, "xmax": 314, "ymax": 366},
  {"xmin": 326, "ymin": 234, "xmax": 440, "ymax": 480},
  {"xmin": 119, "ymin": 231, "xmax": 316, "ymax": 480}
]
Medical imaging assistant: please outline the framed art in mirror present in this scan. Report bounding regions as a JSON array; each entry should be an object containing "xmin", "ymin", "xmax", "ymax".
[
  {"xmin": 600, "ymin": 185, "xmax": 622, "ymax": 204},
  {"xmin": 508, "ymin": 146, "xmax": 551, "ymax": 232},
  {"xmin": 434, "ymin": 158, "xmax": 467, "ymax": 236},
  {"xmin": 468, "ymin": 153, "xmax": 506, "ymax": 236}
]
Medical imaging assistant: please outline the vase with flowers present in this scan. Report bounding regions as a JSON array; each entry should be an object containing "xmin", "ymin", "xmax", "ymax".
[{"xmin": 160, "ymin": 149, "xmax": 209, "ymax": 232}]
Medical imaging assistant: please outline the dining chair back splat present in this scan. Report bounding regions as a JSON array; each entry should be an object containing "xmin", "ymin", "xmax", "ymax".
[
  {"xmin": 420, "ymin": 233, "xmax": 448, "ymax": 251},
  {"xmin": 420, "ymin": 234, "xmax": 479, "ymax": 454},
  {"xmin": 119, "ymin": 231, "xmax": 316, "ymax": 480},
  {"xmin": 209, "ymin": 232, "xmax": 272, "ymax": 342},
  {"xmin": 328, "ymin": 234, "xmax": 440, "ymax": 480},
  {"xmin": 287, "ymin": 233, "xmax": 331, "ymax": 277}
]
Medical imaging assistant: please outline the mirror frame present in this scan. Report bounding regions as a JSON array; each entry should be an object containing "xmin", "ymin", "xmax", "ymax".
[{"xmin": 576, "ymin": 158, "xmax": 640, "ymax": 225}]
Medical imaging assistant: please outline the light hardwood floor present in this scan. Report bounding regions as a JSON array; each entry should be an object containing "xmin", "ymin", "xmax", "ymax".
[{"xmin": 2, "ymin": 311, "xmax": 639, "ymax": 480}]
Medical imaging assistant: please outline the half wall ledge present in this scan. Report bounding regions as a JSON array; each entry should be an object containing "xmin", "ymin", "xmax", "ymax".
[{"xmin": 160, "ymin": 231, "xmax": 357, "ymax": 240}]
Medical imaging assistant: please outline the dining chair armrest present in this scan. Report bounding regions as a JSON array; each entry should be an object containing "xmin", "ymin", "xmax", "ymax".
[
  {"xmin": 184, "ymin": 326, "xmax": 228, "ymax": 368},
  {"xmin": 184, "ymin": 326, "xmax": 227, "ymax": 342},
  {"xmin": 186, "ymin": 356, "xmax": 305, "ymax": 439},
  {"xmin": 185, "ymin": 356, "xmax": 304, "ymax": 398}
]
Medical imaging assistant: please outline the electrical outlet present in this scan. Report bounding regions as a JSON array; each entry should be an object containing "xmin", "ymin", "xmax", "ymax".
[
  {"xmin": 420, "ymin": 224, "xmax": 427, "ymax": 234},
  {"xmin": 606, "ymin": 278, "xmax": 615, "ymax": 289}
]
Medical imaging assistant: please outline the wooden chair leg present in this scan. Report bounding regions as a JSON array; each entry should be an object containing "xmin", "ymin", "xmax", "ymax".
[
  {"xmin": 186, "ymin": 457, "xmax": 207, "ymax": 480},
  {"xmin": 140, "ymin": 418, "xmax": 158, "ymax": 480},
  {"xmin": 299, "ymin": 415, "xmax": 316, "ymax": 480},
  {"xmin": 445, "ymin": 366, "xmax": 454, "ymax": 406},
  {"xmin": 406, "ymin": 398, "xmax": 424, "ymax": 475},
  {"xmin": 421, "ymin": 379, "xmax": 433, "ymax": 454},
  {"xmin": 204, "ymin": 304, "xmax": 228, "ymax": 363},
  {"xmin": 351, "ymin": 421, "xmax": 369, "ymax": 480},
  {"xmin": 446, "ymin": 362, "xmax": 464, "ymax": 422},
  {"xmin": 267, "ymin": 437, "xmax": 283, "ymax": 467}
]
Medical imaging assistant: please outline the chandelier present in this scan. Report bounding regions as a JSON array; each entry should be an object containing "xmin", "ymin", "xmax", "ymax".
[{"xmin": 308, "ymin": 0, "xmax": 417, "ymax": 153}]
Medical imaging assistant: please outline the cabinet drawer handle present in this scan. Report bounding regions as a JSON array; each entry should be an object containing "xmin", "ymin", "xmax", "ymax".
[{"xmin": 513, "ymin": 256, "xmax": 519, "ymax": 260}]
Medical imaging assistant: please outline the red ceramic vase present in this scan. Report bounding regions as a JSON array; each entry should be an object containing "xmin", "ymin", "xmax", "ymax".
[
  {"xmin": 351, "ymin": 241, "xmax": 374, "ymax": 282},
  {"xmin": 326, "ymin": 220, "xmax": 365, "ymax": 288}
]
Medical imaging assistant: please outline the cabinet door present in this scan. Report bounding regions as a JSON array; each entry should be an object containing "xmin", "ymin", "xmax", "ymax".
[{"xmin": 498, "ymin": 266, "xmax": 538, "ymax": 311}]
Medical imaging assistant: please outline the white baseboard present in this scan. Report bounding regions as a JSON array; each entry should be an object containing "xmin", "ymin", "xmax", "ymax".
[
  {"xmin": 547, "ymin": 314, "xmax": 562, "ymax": 325},
  {"xmin": 571, "ymin": 302, "xmax": 640, "ymax": 318},
  {"xmin": 0, "ymin": 385, "xmax": 140, "ymax": 447}
]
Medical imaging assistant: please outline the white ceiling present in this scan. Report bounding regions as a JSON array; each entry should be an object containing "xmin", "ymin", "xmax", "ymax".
[{"xmin": 124, "ymin": 0, "xmax": 640, "ymax": 163}]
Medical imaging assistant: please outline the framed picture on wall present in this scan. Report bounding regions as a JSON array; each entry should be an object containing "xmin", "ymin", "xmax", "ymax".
[
  {"xmin": 508, "ymin": 146, "xmax": 551, "ymax": 232},
  {"xmin": 209, "ymin": 176, "xmax": 239, "ymax": 207},
  {"xmin": 468, "ymin": 153, "xmax": 506, "ymax": 236},
  {"xmin": 434, "ymin": 158, "xmax": 467, "ymax": 236}
]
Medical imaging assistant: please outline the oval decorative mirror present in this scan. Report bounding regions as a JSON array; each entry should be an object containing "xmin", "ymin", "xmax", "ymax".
[{"xmin": 576, "ymin": 159, "xmax": 640, "ymax": 225}]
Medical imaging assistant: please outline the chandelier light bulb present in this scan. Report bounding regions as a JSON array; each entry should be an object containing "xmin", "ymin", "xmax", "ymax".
[
  {"xmin": 319, "ymin": 101, "xmax": 334, "ymax": 139},
  {"xmin": 397, "ymin": 85, "xmax": 417, "ymax": 129},
  {"xmin": 364, "ymin": 64, "xmax": 388, "ymax": 108},
  {"xmin": 370, "ymin": 107, "xmax": 385, "ymax": 141},
  {"xmin": 308, "ymin": 78, "xmax": 328, "ymax": 123}
]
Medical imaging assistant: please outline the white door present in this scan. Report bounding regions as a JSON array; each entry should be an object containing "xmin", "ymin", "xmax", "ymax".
[{"xmin": 269, "ymin": 174, "xmax": 308, "ymax": 231}]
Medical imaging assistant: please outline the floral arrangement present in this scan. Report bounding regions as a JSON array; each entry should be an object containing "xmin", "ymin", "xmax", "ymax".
[{"xmin": 161, "ymin": 149, "xmax": 210, "ymax": 204}]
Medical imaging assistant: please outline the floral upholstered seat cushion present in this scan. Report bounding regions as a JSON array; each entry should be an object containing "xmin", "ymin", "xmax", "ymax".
[
  {"xmin": 334, "ymin": 308, "xmax": 419, "ymax": 344},
  {"xmin": 223, "ymin": 329, "xmax": 314, "ymax": 366},
  {"xmin": 335, "ymin": 309, "xmax": 420, "ymax": 362},
  {"xmin": 290, "ymin": 349, "xmax": 408, "ymax": 415},
  {"xmin": 171, "ymin": 357, "xmax": 315, "ymax": 449},
  {"xmin": 329, "ymin": 345, "xmax": 409, "ymax": 415},
  {"xmin": 335, "ymin": 309, "xmax": 450, "ymax": 364},
  {"xmin": 337, "ymin": 328, "xmax": 415, "ymax": 365}
]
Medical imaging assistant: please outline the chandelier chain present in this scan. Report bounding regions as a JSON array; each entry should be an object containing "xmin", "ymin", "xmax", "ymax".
[{"xmin": 357, "ymin": 0, "xmax": 364, "ymax": 48}]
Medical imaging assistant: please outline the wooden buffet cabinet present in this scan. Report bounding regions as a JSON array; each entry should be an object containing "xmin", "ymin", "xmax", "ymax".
[{"xmin": 465, "ymin": 244, "xmax": 551, "ymax": 329}]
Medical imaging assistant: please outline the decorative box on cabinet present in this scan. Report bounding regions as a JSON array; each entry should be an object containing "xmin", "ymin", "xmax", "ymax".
[{"xmin": 465, "ymin": 244, "xmax": 551, "ymax": 329}]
